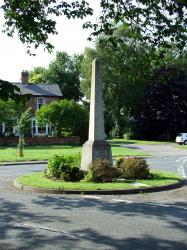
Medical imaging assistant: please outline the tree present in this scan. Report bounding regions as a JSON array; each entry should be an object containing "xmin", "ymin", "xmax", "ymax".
[
  {"xmin": 1, "ymin": 0, "xmax": 93, "ymax": 53},
  {"xmin": 29, "ymin": 67, "xmax": 47, "ymax": 83},
  {"xmin": 17, "ymin": 108, "xmax": 32, "ymax": 157},
  {"xmin": 137, "ymin": 65, "xmax": 187, "ymax": 140},
  {"xmin": 80, "ymin": 47, "xmax": 97, "ymax": 98},
  {"xmin": 36, "ymin": 99, "xmax": 88, "ymax": 140},
  {"xmin": 85, "ymin": 1, "xmax": 187, "ymax": 50},
  {"xmin": 0, "ymin": 99, "xmax": 25, "ymax": 135},
  {"xmin": 29, "ymin": 52, "xmax": 83, "ymax": 101},
  {"xmin": 0, "ymin": 79, "xmax": 21, "ymax": 102},
  {"xmin": 1, "ymin": 1, "xmax": 186, "ymax": 52},
  {"xmin": 1, "ymin": 1, "xmax": 186, "ymax": 100},
  {"xmin": 45, "ymin": 52, "xmax": 83, "ymax": 101},
  {"xmin": 81, "ymin": 26, "xmax": 155, "ymax": 137}
]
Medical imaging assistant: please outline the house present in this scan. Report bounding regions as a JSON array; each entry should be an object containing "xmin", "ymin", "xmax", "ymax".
[{"xmin": 1, "ymin": 71, "xmax": 63, "ymax": 137}]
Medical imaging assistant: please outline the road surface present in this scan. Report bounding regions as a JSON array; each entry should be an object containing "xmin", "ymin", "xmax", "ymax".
[{"xmin": 0, "ymin": 143, "xmax": 187, "ymax": 249}]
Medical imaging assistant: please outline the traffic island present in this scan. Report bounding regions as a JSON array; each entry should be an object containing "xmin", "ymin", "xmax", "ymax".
[{"xmin": 14, "ymin": 171, "xmax": 186, "ymax": 195}]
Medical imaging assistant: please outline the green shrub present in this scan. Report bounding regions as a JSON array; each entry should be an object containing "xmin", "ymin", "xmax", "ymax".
[
  {"xmin": 84, "ymin": 159, "xmax": 119, "ymax": 183},
  {"xmin": 47, "ymin": 154, "xmax": 84, "ymax": 181},
  {"xmin": 116, "ymin": 157, "xmax": 150, "ymax": 180}
]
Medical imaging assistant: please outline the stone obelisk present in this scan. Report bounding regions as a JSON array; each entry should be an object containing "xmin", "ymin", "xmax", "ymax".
[{"xmin": 81, "ymin": 59, "xmax": 112, "ymax": 171}]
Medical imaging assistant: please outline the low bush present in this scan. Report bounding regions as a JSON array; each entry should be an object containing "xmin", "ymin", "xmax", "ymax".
[
  {"xmin": 116, "ymin": 157, "xmax": 150, "ymax": 179},
  {"xmin": 47, "ymin": 154, "xmax": 84, "ymax": 182},
  {"xmin": 84, "ymin": 159, "xmax": 119, "ymax": 183}
]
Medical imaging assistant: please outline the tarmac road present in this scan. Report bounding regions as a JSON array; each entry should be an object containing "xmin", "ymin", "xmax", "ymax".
[{"xmin": 0, "ymin": 143, "xmax": 187, "ymax": 249}]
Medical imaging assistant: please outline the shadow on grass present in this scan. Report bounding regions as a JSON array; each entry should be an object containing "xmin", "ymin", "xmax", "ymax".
[
  {"xmin": 0, "ymin": 144, "xmax": 82, "ymax": 150},
  {"xmin": 0, "ymin": 192, "xmax": 187, "ymax": 249},
  {"xmin": 108, "ymin": 140, "xmax": 136, "ymax": 144},
  {"xmin": 151, "ymin": 174, "xmax": 181, "ymax": 182},
  {"xmin": 110, "ymin": 143, "xmax": 141, "ymax": 150}
]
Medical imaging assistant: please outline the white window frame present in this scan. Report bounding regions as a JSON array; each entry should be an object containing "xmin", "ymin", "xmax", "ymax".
[
  {"xmin": 37, "ymin": 97, "xmax": 45, "ymax": 110},
  {"xmin": 31, "ymin": 117, "xmax": 51, "ymax": 136}
]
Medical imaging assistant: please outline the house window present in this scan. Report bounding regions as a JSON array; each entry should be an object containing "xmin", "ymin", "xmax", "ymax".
[
  {"xmin": 38, "ymin": 126, "xmax": 46, "ymax": 134},
  {"xmin": 0, "ymin": 123, "xmax": 5, "ymax": 136},
  {"xmin": 32, "ymin": 119, "xmax": 36, "ymax": 135},
  {"xmin": 31, "ymin": 118, "xmax": 50, "ymax": 136},
  {"xmin": 37, "ymin": 97, "xmax": 44, "ymax": 110}
]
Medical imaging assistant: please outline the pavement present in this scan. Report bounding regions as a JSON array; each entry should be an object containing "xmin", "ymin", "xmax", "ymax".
[
  {"xmin": 124, "ymin": 142, "xmax": 187, "ymax": 156},
  {"xmin": 0, "ymin": 160, "xmax": 48, "ymax": 166}
]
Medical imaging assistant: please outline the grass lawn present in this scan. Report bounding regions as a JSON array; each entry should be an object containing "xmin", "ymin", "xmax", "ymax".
[
  {"xmin": 109, "ymin": 139, "xmax": 174, "ymax": 145},
  {"xmin": 17, "ymin": 170, "xmax": 182, "ymax": 190},
  {"xmin": 176, "ymin": 145, "xmax": 187, "ymax": 149},
  {"xmin": 0, "ymin": 144, "xmax": 149, "ymax": 162}
]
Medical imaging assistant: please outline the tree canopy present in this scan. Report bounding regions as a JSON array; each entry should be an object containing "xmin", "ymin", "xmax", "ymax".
[
  {"xmin": 81, "ymin": 25, "xmax": 156, "ymax": 137},
  {"xmin": 0, "ymin": 80, "xmax": 21, "ymax": 102},
  {"xmin": 1, "ymin": 0, "xmax": 186, "ymax": 52},
  {"xmin": 80, "ymin": 23, "xmax": 187, "ymax": 138},
  {"xmin": 1, "ymin": 0, "xmax": 93, "ymax": 53},
  {"xmin": 0, "ymin": 99, "xmax": 30, "ymax": 137},
  {"xmin": 29, "ymin": 66, "xmax": 47, "ymax": 83},
  {"xmin": 29, "ymin": 52, "xmax": 83, "ymax": 101},
  {"xmin": 138, "ymin": 65, "xmax": 187, "ymax": 140},
  {"xmin": 0, "ymin": 0, "xmax": 186, "ymax": 101},
  {"xmin": 36, "ymin": 99, "xmax": 88, "ymax": 140}
]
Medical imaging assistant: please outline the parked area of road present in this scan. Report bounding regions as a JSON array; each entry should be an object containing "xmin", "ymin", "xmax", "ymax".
[{"xmin": 0, "ymin": 142, "xmax": 187, "ymax": 249}]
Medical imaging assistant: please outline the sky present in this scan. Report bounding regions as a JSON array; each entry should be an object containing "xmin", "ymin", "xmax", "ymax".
[{"xmin": 0, "ymin": 1, "xmax": 100, "ymax": 82}]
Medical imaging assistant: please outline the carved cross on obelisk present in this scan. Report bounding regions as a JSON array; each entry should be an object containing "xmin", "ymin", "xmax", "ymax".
[{"xmin": 81, "ymin": 59, "xmax": 112, "ymax": 171}]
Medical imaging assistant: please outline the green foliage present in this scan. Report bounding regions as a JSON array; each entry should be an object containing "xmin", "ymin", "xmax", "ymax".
[
  {"xmin": 116, "ymin": 157, "xmax": 150, "ymax": 180},
  {"xmin": 17, "ymin": 108, "xmax": 32, "ymax": 136},
  {"xmin": 86, "ymin": 1, "xmax": 187, "ymax": 50},
  {"xmin": 1, "ymin": 1, "xmax": 186, "ymax": 101},
  {"xmin": 28, "ymin": 52, "xmax": 84, "ymax": 101},
  {"xmin": 80, "ymin": 47, "xmax": 97, "ymax": 98},
  {"xmin": 0, "ymin": 99, "xmax": 17, "ymax": 130},
  {"xmin": 0, "ymin": 99, "xmax": 26, "ymax": 136},
  {"xmin": 17, "ymin": 108, "xmax": 32, "ymax": 157},
  {"xmin": 1, "ymin": 1, "xmax": 93, "ymax": 53},
  {"xmin": 29, "ymin": 67, "xmax": 47, "ymax": 83},
  {"xmin": 1, "ymin": 1, "xmax": 186, "ymax": 53},
  {"xmin": 37, "ymin": 101, "xmax": 62, "ymax": 136},
  {"xmin": 81, "ymin": 25, "xmax": 187, "ymax": 139},
  {"xmin": 0, "ymin": 80, "xmax": 21, "ymax": 102},
  {"xmin": 45, "ymin": 52, "xmax": 83, "ymax": 101},
  {"xmin": 36, "ymin": 99, "xmax": 89, "ymax": 140},
  {"xmin": 81, "ymin": 26, "xmax": 154, "ymax": 137},
  {"xmin": 84, "ymin": 159, "xmax": 119, "ymax": 183},
  {"xmin": 138, "ymin": 65, "xmax": 187, "ymax": 140},
  {"xmin": 47, "ymin": 154, "xmax": 84, "ymax": 182}
]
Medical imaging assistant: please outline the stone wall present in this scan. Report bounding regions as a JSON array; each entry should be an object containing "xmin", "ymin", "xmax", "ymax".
[{"xmin": 0, "ymin": 136, "xmax": 80, "ymax": 146}]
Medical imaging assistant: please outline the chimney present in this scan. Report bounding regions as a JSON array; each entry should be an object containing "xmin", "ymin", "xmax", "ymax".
[{"xmin": 21, "ymin": 70, "xmax": 29, "ymax": 84}]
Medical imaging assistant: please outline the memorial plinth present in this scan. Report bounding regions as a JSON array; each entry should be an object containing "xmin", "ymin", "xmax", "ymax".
[{"xmin": 80, "ymin": 59, "xmax": 112, "ymax": 171}]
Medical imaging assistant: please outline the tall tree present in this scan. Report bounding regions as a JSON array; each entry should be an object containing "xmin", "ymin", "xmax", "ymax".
[
  {"xmin": 0, "ymin": 80, "xmax": 21, "ymax": 102},
  {"xmin": 86, "ymin": 1, "xmax": 187, "ymax": 50},
  {"xmin": 1, "ymin": 1, "xmax": 186, "ymax": 51},
  {"xmin": 36, "ymin": 99, "xmax": 88, "ymax": 140},
  {"xmin": 29, "ymin": 67, "xmax": 47, "ymax": 83},
  {"xmin": 0, "ymin": 99, "xmax": 25, "ymax": 135},
  {"xmin": 81, "ymin": 26, "xmax": 155, "ymax": 137},
  {"xmin": 1, "ymin": 1, "xmax": 186, "ymax": 100},
  {"xmin": 138, "ymin": 65, "xmax": 187, "ymax": 140},
  {"xmin": 44, "ymin": 52, "xmax": 83, "ymax": 101}
]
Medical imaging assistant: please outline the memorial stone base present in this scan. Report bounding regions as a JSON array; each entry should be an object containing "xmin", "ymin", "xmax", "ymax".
[{"xmin": 81, "ymin": 140, "xmax": 112, "ymax": 171}]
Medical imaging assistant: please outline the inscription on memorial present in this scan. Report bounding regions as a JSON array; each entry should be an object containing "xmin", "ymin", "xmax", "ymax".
[{"xmin": 94, "ymin": 149, "xmax": 108, "ymax": 159}]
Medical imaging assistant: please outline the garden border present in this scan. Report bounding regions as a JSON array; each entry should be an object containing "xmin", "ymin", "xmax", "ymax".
[{"xmin": 14, "ymin": 178, "xmax": 186, "ymax": 195}]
